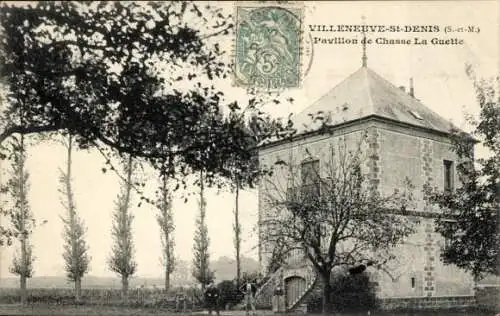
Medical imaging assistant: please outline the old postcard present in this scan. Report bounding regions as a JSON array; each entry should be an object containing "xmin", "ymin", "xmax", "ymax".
[{"xmin": 0, "ymin": 1, "xmax": 498, "ymax": 315}]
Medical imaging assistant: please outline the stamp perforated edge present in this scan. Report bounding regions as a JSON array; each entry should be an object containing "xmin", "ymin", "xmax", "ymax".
[{"xmin": 231, "ymin": 1, "xmax": 306, "ymax": 93}]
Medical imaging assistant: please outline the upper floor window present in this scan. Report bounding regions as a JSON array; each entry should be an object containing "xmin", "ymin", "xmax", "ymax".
[
  {"xmin": 442, "ymin": 219, "xmax": 457, "ymax": 251},
  {"xmin": 301, "ymin": 159, "xmax": 320, "ymax": 183},
  {"xmin": 443, "ymin": 160, "xmax": 454, "ymax": 192},
  {"xmin": 301, "ymin": 159, "xmax": 320, "ymax": 198},
  {"xmin": 444, "ymin": 236, "xmax": 453, "ymax": 251}
]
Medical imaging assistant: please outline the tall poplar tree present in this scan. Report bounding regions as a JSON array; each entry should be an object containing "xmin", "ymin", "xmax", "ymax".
[
  {"xmin": 59, "ymin": 134, "xmax": 90, "ymax": 301},
  {"xmin": 108, "ymin": 155, "xmax": 136, "ymax": 302},
  {"xmin": 192, "ymin": 170, "xmax": 213, "ymax": 291},
  {"xmin": 233, "ymin": 177, "xmax": 242, "ymax": 285},
  {"xmin": 157, "ymin": 172, "xmax": 175, "ymax": 291},
  {"xmin": 7, "ymin": 135, "xmax": 34, "ymax": 305}
]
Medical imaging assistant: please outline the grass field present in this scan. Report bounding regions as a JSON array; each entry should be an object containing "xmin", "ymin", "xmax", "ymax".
[
  {"xmin": 0, "ymin": 288, "xmax": 496, "ymax": 316},
  {"xmin": 0, "ymin": 303, "xmax": 191, "ymax": 316},
  {"xmin": 0, "ymin": 304, "xmax": 496, "ymax": 316}
]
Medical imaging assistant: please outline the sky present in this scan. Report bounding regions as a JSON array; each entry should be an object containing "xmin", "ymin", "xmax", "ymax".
[{"xmin": 0, "ymin": 1, "xmax": 498, "ymax": 279}]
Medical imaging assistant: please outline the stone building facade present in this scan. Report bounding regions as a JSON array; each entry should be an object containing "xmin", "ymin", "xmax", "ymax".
[{"xmin": 257, "ymin": 65, "xmax": 475, "ymax": 310}]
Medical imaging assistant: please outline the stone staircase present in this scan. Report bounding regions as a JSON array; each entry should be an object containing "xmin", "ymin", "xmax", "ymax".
[
  {"xmin": 254, "ymin": 267, "xmax": 284, "ymax": 309},
  {"xmin": 234, "ymin": 267, "xmax": 284, "ymax": 310},
  {"xmin": 236, "ymin": 264, "xmax": 320, "ymax": 313}
]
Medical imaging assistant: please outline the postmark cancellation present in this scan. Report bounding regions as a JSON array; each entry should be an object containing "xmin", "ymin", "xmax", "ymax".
[{"xmin": 234, "ymin": 2, "xmax": 304, "ymax": 90}]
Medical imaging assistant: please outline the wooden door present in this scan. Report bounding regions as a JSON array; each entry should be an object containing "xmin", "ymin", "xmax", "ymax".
[{"xmin": 285, "ymin": 276, "xmax": 306, "ymax": 309}]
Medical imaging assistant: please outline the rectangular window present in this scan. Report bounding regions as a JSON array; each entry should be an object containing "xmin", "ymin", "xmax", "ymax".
[
  {"xmin": 301, "ymin": 160, "xmax": 320, "ymax": 184},
  {"xmin": 444, "ymin": 236, "xmax": 452, "ymax": 250},
  {"xmin": 442, "ymin": 220, "xmax": 457, "ymax": 251},
  {"xmin": 411, "ymin": 277, "xmax": 416, "ymax": 289},
  {"xmin": 301, "ymin": 160, "xmax": 320, "ymax": 198},
  {"xmin": 443, "ymin": 160, "xmax": 454, "ymax": 191}
]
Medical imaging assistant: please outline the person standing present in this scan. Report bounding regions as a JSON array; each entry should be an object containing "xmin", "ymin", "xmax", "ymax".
[
  {"xmin": 272, "ymin": 285, "xmax": 285, "ymax": 313},
  {"xmin": 204, "ymin": 281, "xmax": 220, "ymax": 316},
  {"xmin": 240, "ymin": 280, "xmax": 257, "ymax": 316},
  {"xmin": 175, "ymin": 290, "xmax": 186, "ymax": 313}
]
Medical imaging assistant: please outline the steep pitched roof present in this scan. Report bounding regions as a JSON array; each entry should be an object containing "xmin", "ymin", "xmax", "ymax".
[{"xmin": 292, "ymin": 67, "xmax": 456, "ymax": 135}]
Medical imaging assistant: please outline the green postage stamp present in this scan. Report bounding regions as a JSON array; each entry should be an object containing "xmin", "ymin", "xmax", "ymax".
[{"xmin": 234, "ymin": 2, "xmax": 304, "ymax": 90}]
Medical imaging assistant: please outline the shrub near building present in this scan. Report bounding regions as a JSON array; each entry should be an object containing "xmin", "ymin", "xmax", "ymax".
[
  {"xmin": 217, "ymin": 281, "xmax": 242, "ymax": 310},
  {"xmin": 306, "ymin": 272, "xmax": 379, "ymax": 313},
  {"xmin": 329, "ymin": 273, "xmax": 379, "ymax": 313}
]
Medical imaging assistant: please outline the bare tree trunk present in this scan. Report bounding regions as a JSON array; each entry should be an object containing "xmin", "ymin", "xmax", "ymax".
[
  {"xmin": 193, "ymin": 169, "xmax": 211, "ymax": 290},
  {"xmin": 20, "ymin": 237, "xmax": 27, "ymax": 305},
  {"xmin": 234, "ymin": 179, "xmax": 241, "ymax": 286},
  {"xmin": 165, "ymin": 268, "xmax": 170, "ymax": 291},
  {"xmin": 160, "ymin": 171, "xmax": 174, "ymax": 292},
  {"xmin": 19, "ymin": 134, "xmax": 27, "ymax": 306},
  {"xmin": 75, "ymin": 277, "xmax": 81, "ymax": 302},
  {"xmin": 20, "ymin": 275, "xmax": 27, "ymax": 305},
  {"xmin": 122, "ymin": 275, "xmax": 129, "ymax": 302},
  {"xmin": 321, "ymin": 272, "xmax": 332, "ymax": 315},
  {"xmin": 67, "ymin": 135, "xmax": 79, "ymax": 302}
]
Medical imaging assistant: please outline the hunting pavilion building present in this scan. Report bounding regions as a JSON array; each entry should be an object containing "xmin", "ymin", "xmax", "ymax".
[{"xmin": 256, "ymin": 54, "xmax": 476, "ymax": 311}]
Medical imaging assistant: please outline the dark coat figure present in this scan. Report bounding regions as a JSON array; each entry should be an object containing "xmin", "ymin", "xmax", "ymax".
[
  {"xmin": 175, "ymin": 293, "xmax": 186, "ymax": 313},
  {"xmin": 204, "ymin": 282, "xmax": 220, "ymax": 316}
]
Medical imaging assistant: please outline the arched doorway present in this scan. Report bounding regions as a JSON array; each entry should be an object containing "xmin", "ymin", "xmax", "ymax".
[{"xmin": 285, "ymin": 276, "xmax": 306, "ymax": 309}]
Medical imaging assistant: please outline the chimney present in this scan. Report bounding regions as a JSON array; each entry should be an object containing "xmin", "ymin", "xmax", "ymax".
[
  {"xmin": 399, "ymin": 86, "xmax": 406, "ymax": 92},
  {"xmin": 409, "ymin": 78, "xmax": 415, "ymax": 97}
]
